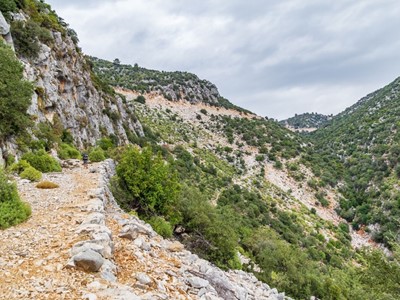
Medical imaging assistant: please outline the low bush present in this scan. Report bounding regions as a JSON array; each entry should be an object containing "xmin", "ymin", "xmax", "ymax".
[
  {"xmin": 20, "ymin": 166, "xmax": 42, "ymax": 181},
  {"xmin": 11, "ymin": 20, "xmax": 53, "ymax": 59},
  {"xmin": 22, "ymin": 149, "xmax": 61, "ymax": 173},
  {"xmin": 58, "ymin": 143, "xmax": 81, "ymax": 160},
  {"xmin": 89, "ymin": 147, "xmax": 106, "ymax": 162},
  {"xmin": 36, "ymin": 181, "xmax": 59, "ymax": 189},
  {"xmin": 134, "ymin": 95, "xmax": 146, "ymax": 104},
  {"xmin": 200, "ymin": 108, "xmax": 208, "ymax": 115},
  {"xmin": 147, "ymin": 216, "xmax": 173, "ymax": 238},
  {"xmin": 0, "ymin": 168, "xmax": 31, "ymax": 229},
  {"xmin": 10, "ymin": 159, "xmax": 31, "ymax": 174},
  {"xmin": 97, "ymin": 137, "xmax": 115, "ymax": 151}
]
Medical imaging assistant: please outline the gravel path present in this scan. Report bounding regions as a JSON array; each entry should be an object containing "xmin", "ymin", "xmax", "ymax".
[{"xmin": 0, "ymin": 164, "xmax": 101, "ymax": 299}]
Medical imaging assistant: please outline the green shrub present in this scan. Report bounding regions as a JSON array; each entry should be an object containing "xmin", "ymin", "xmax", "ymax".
[
  {"xmin": 11, "ymin": 20, "xmax": 53, "ymax": 59},
  {"xmin": 116, "ymin": 146, "xmax": 180, "ymax": 217},
  {"xmin": 10, "ymin": 159, "xmax": 31, "ymax": 174},
  {"xmin": 147, "ymin": 216, "xmax": 173, "ymax": 238},
  {"xmin": 89, "ymin": 147, "xmax": 106, "ymax": 162},
  {"xmin": 0, "ymin": 0, "xmax": 17, "ymax": 21},
  {"xmin": 0, "ymin": 168, "xmax": 31, "ymax": 229},
  {"xmin": 97, "ymin": 137, "xmax": 115, "ymax": 151},
  {"xmin": 255, "ymin": 154, "xmax": 265, "ymax": 162},
  {"xmin": 134, "ymin": 95, "xmax": 146, "ymax": 104},
  {"xmin": 58, "ymin": 143, "xmax": 81, "ymax": 160},
  {"xmin": 20, "ymin": 166, "xmax": 42, "ymax": 181},
  {"xmin": 200, "ymin": 108, "xmax": 208, "ymax": 115},
  {"xmin": 0, "ymin": 42, "xmax": 33, "ymax": 141},
  {"xmin": 22, "ymin": 149, "xmax": 61, "ymax": 173}
]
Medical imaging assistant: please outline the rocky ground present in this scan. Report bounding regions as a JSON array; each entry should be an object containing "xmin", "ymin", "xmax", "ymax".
[{"xmin": 0, "ymin": 160, "xmax": 288, "ymax": 300}]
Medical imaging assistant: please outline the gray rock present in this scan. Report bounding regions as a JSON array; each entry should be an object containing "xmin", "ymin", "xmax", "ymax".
[
  {"xmin": 86, "ymin": 199, "xmax": 105, "ymax": 212},
  {"xmin": 101, "ymin": 260, "xmax": 117, "ymax": 282},
  {"xmin": 136, "ymin": 273, "xmax": 152, "ymax": 285},
  {"xmin": 204, "ymin": 270, "xmax": 237, "ymax": 299},
  {"xmin": 71, "ymin": 241, "xmax": 112, "ymax": 259},
  {"xmin": 73, "ymin": 249, "xmax": 104, "ymax": 272},
  {"xmin": 0, "ymin": 12, "xmax": 10, "ymax": 35},
  {"xmin": 188, "ymin": 276, "xmax": 209, "ymax": 289},
  {"xmin": 82, "ymin": 212, "xmax": 105, "ymax": 226},
  {"xmin": 77, "ymin": 224, "xmax": 112, "ymax": 238},
  {"xmin": 119, "ymin": 222, "xmax": 154, "ymax": 240}
]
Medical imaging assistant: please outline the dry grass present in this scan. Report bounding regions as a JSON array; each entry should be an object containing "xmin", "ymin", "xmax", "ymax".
[{"xmin": 36, "ymin": 181, "xmax": 59, "ymax": 189}]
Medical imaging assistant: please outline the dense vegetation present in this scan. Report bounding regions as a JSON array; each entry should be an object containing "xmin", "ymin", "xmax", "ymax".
[
  {"xmin": 0, "ymin": 42, "xmax": 33, "ymax": 143},
  {"xmin": 110, "ymin": 99, "xmax": 400, "ymax": 299},
  {"xmin": 280, "ymin": 112, "xmax": 331, "ymax": 130},
  {"xmin": 311, "ymin": 76, "xmax": 400, "ymax": 246},
  {"xmin": 1, "ymin": 0, "xmax": 79, "ymax": 59},
  {"xmin": 112, "ymin": 138, "xmax": 400, "ymax": 299},
  {"xmin": 0, "ymin": 167, "xmax": 31, "ymax": 229}
]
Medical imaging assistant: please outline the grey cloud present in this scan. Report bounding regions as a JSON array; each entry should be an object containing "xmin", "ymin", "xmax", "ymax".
[{"xmin": 45, "ymin": 0, "xmax": 400, "ymax": 119}]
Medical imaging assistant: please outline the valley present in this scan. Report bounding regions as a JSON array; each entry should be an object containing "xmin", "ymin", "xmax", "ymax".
[{"xmin": 1, "ymin": 1, "xmax": 400, "ymax": 299}]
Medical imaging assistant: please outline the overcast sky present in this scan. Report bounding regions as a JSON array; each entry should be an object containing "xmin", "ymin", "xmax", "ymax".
[{"xmin": 46, "ymin": 0, "xmax": 400, "ymax": 120}]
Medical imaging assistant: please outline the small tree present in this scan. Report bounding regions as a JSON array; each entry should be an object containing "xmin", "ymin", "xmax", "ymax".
[
  {"xmin": 116, "ymin": 146, "xmax": 180, "ymax": 217},
  {"xmin": 0, "ymin": 42, "xmax": 33, "ymax": 143}
]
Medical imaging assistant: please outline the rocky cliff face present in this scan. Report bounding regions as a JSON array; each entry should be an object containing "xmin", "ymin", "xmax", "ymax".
[
  {"xmin": 90, "ymin": 57, "xmax": 221, "ymax": 105},
  {"xmin": 0, "ymin": 12, "xmax": 13, "ymax": 47},
  {"xmin": 4, "ymin": 10, "xmax": 143, "ymax": 150}
]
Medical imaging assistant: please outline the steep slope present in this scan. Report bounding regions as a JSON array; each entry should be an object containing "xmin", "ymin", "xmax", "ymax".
[
  {"xmin": 0, "ymin": 2, "xmax": 143, "ymax": 157},
  {"xmin": 312, "ymin": 76, "xmax": 400, "ymax": 245},
  {"xmin": 110, "ymin": 87, "xmax": 393, "ymax": 299}
]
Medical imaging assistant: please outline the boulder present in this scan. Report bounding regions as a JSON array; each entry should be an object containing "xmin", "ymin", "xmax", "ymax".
[
  {"xmin": 81, "ymin": 212, "xmax": 105, "ymax": 226},
  {"xmin": 0, "ymin": 12, "xmax": 10, "ymax": 35},
  {"xmin": 119, "ymin": 223, "xmax": 154, "ymax": 240},
  {"xmin": 76, "ymin": 223, "xmax": 112, "ymax": 238},
  {"xmin": 71, "ymin": 241, "xmax": 111, "ymax": 259},
  {"xmin": 187, "ymin": 276, "xmax": 209, "ymax": 289},
  {"xmin": 73, "ymin": 249, "xmax": 104, "ymax": 272}
]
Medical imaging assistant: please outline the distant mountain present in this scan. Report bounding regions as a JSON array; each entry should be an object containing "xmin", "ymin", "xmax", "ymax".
[
  {"xmin": 280, "ymin": 112, "xmax": 331, "ymax": 131},
  {"xmin": 311, "ymin": 76, "xmax": 400, "ymax": 245}
]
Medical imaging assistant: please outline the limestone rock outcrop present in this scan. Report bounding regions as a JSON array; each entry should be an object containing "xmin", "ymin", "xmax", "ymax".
[{"xmin": 0, "ymin": 11, "xmax": 13, "ymax": 47}]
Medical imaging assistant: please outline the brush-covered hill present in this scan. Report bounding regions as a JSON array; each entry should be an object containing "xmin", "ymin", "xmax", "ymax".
[
  {"xmin": 93, "ymin": 57, "xmax": 400, "ymax": 299},
  {"xmin": 280, "ymin": 112, "xmax": 331, "ymax": 132},
  {"xmin": 90, "ymin": 56, "xmax": 251, "ymax": 113},
  {"xmin": 311, "ymin": 76, "xmax": 400, "ymax": 246}
]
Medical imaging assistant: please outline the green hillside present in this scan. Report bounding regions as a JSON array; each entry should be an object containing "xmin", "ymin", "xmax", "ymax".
[
  {"xmin": 280, "ymin": 112, "xmax": 331, "ymax": 130},
  {"xmin": 312, "ymin": 76, "xmax": 400, "ymax": 245}
]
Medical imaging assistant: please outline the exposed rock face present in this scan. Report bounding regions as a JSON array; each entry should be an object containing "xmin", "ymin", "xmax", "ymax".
[
  {"xmin": 0, "ymin": 12, "xmax": 10, "ymax": 34},
  {"xmin": 18, "ymin": 16, "xmax": 143, "ymax": 148},
  {"xmin": 0, "ymin": 11, "xmax": 13, "ymax": 47}
]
